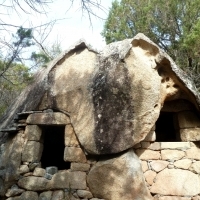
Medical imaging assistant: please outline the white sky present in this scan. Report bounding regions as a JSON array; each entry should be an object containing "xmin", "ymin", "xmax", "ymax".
[{"xmin": 1, "ymin": 0, "xmax": 114, "ymax": 51}]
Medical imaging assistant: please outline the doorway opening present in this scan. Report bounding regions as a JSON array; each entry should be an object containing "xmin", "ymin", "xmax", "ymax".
[
  {"xmin": 41, "ymin": 126, "xmax": 70, "ymax": 170},
  {"xmin": 155, "ymin": 112, "xmax": 179, "ymax": 142}
]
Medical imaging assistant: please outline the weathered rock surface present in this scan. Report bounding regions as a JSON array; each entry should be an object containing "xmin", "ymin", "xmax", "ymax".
[
  {"xmin": 47, "ymin": 170, "xmax": 87, "ymax": 190},
  {"xmin": 64, "ymin": 147, "xmax": 87, "ymax": 163},
  {"xmin": 189, "ymin": 161, "xmax": 200, "ymax": 174},
  {"xmin": 70, "ymin": 163, "xmax": 90, "ymax": 171},
  {"xmin": 25, "ymin": 125, "xmax": 42, "ymax": 141},
  {"xmin": 20, "ymin": 191, "xmax": 39, "ymax": 200},
  {"xmin": 136, "ymin": 149, "xmax": 160, "ymax": 160},
  {"xmin": 39, "ymin": 191, "xmax": 52, "ymax": 200},
  {"xmin": 87, "ymin": 150, "xmax": 153, "ymax": 200},
  {"xmin": 22, "ymin": 141, "xmax": 43, "ymax": 162},
  {"xmin": 174, "ymin": 159, "xmax": 192, "ymax": 169},
  {"xmin": 161, "ymin": 150, "xmax": 185, "ymax": 160},
  {"xmin": 150, "ymin": 160, "xmax": 169, "ymax": 172},
  {"xmin": 26, "ymin": 112, "xmax": 70, "ymax": 125},
  {"xmin": 180, "ymin": 128, "xmax": 200, "ymax": 141},
  {"xmin": 144, "ymin": 170, "xmax": 157, "ymax": 185},
  {"xmin": 1, "ymin": 34, "xmax": 199, "ymax": 155},
  {"xmin": 51, "ymin": 190, "xmax": 64, "ymax": 200},
  {"xmin": 150, "ymin": 169, "xmax": 200, "ymax": 196},
  {"xmin": 18, "ymin": 176, "xmax": 50, "ymax": 191}
]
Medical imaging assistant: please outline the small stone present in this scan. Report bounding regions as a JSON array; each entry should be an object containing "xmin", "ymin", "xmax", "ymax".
[
  {"xmin": 39, "ymin": 191, "xmax": 52, "ymax": 200},
  {"xmin": 18, "ymin": 176, "xmax": 50, "ymax": 191},
  {"xmin": 22, "ymin": 141, "xmax": 43, "ymax": 163},
  {"xmin": 141, "ymin": 161, "xmax": 148, "ymax": 172},
  {"xmin": 25, "ymin": 125, "xmax": 42, "ymax": 141},
  {"xmin": 23, "ymin": 172, "xmax": 33, "ymax": 177},
  {"xmin": 135, "ymin": 149, "xmax": 160, "ymax": 160},
  {"xmin": 71, "ymin": 163, "xmax": 90, "ymax": 172},
  {"xmin": 160, "ymin": 142, "xmax": 190, "ymax": 150},
  {"xmin": 186, "ymin": 147, "xmax": 200, "ymax": 160},
  {"xmin": 33, "ymin": 168, "xmax": 46, "ymax": 177},
  {"xmin": 18, "ymin": 165, "xmax": 29, "ymax": 175},
  {"xmin": 141, "ymin": 142, "xmax": 161, "ymax": 150},
  {"xmin": 64, "ymin": 147, "xmax": 87, "ymax": 163},
  {"xmin": 5, "ymin": 188, "xmax": 25, "ymax": 197},
  {"xmin": 46, "ymin": 166, "xmax": 58, "ymax": 175},
  {"xmin": 150, "ymin": 160, "xmax": 169, "ymax": 172},
  {"xmin": 65, "ymin": 124, "xmax": 80, "ymax": 147},
  {"xmin": 77, "ymin": 190, "xmax": 93, "ymax": 198},
  {"xmin": 174, "ymin": 159, "xmax": 192, "ymax": 169},
  {"xmin": 189, "ymin": 161, "xmax": 200, "ymax": 174},
  {"xmin": 51, "ymin": 190, "xmax": 65, "ymax": 200},
  {"xmin": 44, "ymin": 173, "xmax": 53, "ymax": 180},
  {"xmin": 20, "ymin": 191, "xmax": 39, "ymax": 200},
  {"xmin": 167, "ymin": 164, "xmax": 174, "ymax": 169},
  {"xmin": 29, "ymin": 162, "xmax": 41, "ymax": 171},
  {"xmin": 144, "ymin": 170, "xmax": 157, "ymax": 185},
  {"xmin": 161, "ymin": 150, "xmax": 185, "ymax": 160}
]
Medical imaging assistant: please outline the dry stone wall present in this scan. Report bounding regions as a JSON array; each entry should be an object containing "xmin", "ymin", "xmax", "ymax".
[{"xmin": 134, "ymin": 141, "xmax": 200, "ymax": 200}]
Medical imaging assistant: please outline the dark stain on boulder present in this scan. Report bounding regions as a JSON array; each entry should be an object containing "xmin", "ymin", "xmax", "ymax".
[{"xmin": 92, "ymin": 54, "xmax": 134, "ymax": 154}]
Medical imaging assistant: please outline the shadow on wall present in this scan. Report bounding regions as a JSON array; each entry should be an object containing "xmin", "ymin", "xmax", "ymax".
[
  {"xmin": 92, "ymin": 54, "xmax": 135, "ymax": 154},
  {"xmin": 0, "ymin": 131, "xmax": 24, "ymax": 196}
]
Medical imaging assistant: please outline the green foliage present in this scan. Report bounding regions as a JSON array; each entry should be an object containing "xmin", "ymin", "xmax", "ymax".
[
  {"xmin": 0, "ymin": 61, "xmax": 33, "ymax": 117},
  {"xmin": 102, "ymin": 0, "xmax": 200, "ymax": 89},
  {"xmin": 31, "ymin": 41, "xmax": 62, "ymax": 67},
  {"xmin": 13, "ymin": 27, "xmax": 34, "ymax": 47}
]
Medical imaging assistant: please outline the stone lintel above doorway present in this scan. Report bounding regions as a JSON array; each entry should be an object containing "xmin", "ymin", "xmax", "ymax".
[{"xmin": 26, "ymin": 112, "xmax": 70, "ymax": 125}]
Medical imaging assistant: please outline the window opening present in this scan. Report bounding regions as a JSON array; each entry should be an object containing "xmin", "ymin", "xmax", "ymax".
[
  {"xmin": 155, "ymin": 112, "xmax": 179, "ymax": 142},
  {"xmin": 41, "ymin": 126, "xmax": 70, "ymax": 170}
]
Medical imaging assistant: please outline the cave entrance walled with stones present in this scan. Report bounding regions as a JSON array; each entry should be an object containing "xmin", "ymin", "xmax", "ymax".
[{"xmin": 40, "ymin": 125, "xmax": 70, "ymax": 170}]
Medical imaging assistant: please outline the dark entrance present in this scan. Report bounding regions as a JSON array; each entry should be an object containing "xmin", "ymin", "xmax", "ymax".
[
  {"xmin": 155, "ymin": 112, "xmax": 178, "ymax": 142},
  {"xmin": 41, "ymin": 126, "xmax": 70, "ymax": 170}
]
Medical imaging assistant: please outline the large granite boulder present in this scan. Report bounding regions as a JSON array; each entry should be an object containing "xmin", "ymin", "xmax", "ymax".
[
  {"xmin": 87, "ymin": 149, "xmax": 153, "ymax": 200},
  {"xmin": 0, "ymin": 34, "xmax": 199, "ymax": 155}
]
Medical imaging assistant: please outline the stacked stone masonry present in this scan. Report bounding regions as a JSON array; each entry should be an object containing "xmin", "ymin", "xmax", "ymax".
[
  {"xmin": 134, "ymin": 141, "xmax": 200, "ymax": 200},
  {"xmin": 2, "ymin": 111, "xmax": 104, "ymax": 200}
]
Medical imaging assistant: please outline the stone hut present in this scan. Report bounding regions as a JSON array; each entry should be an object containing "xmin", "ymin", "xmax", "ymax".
[{"xmin": 0, "ymin": 33, "xmax": 200, "ymax": 200}]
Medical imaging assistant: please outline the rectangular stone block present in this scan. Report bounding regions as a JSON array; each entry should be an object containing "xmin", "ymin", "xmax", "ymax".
[
  {"xmin": 33, "ymin": 168, "xmax": 46, "ymax": 177},
  {"xmin": 48, "ymin": 171, "xmax": 86, "ymax": 189},
  {"xmin": 177, "ymin": 111, "xmax": 200, "ymax": 128},
  {"xmin": 135, "ymin": 149, "xmax": 160, "ymax": 160},
  {"xmin": 180, "ymin": 128, "xmax": 200, "ymax": 141},
  {"xmin": 65, "ymin": 124, "xmax": 80, "ymax": 147},
  {"xmin": 141, "ymin": 142, "xmax": 161, "ymax": 150},
  {"xmin": 160, "ymin": 142, "xmax": 190, "ymax": 150},
  {"xmin": 25, "ymin": 125, "xmax": 42, "ymax": 141},
  {"xmin": 71, "ymin": 163, "xmax": 90, "ymax": 172},
  {"xmin": 22, "ymin": 141, "xmax": 43, "ymax": 162},
  {"xmin": 161, "ymin": 150, "xmax": 185, "ymax": 160},
  {"xmin": 64, "ymin": 147, "xmax": 87, "ymax": 163},
  {"xmin": 26, "ymin": 112, "xmax": 70, "ymax": 125},
  {"xmin": 186, "ymin": 147, "xmax": 200, "ymax": 160}
]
